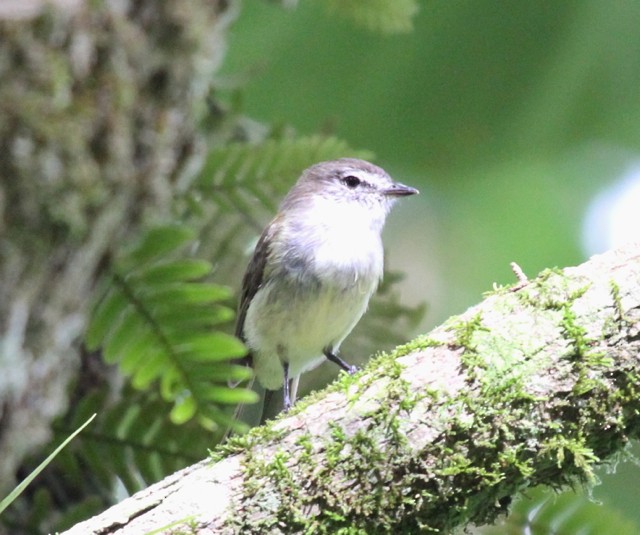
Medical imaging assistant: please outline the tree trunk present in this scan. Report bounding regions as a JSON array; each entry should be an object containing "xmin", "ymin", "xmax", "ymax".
[
  {"xmin": 62, "ymin": 244, "xmax": 640, "ymax": 534},
  {"xmin": 0, "ymin": 0, "xmax": 236, "ymax": 490}
]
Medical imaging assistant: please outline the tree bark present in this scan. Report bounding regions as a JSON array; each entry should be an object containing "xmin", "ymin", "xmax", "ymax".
[
  {"xmin": 0, "ymin": 0, "xmax": 236, "ymax": 490},
  {"xmin": 62, "ymin": 244, "xmax": 640, "ymax": 534}
]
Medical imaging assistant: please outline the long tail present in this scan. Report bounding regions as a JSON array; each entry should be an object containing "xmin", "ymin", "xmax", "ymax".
[
  {"xmin": 223, "ymin": 377, "xmax": 265, "ymax": 441},
  {"xmin": 225, "ymin": 374, "xmax": 300, "ymax": 440}
]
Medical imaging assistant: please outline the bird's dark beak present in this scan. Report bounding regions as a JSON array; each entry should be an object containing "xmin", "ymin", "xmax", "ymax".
[{"xmin": 384, "ymin": 182, "xmax": 419, "ymax": 197}]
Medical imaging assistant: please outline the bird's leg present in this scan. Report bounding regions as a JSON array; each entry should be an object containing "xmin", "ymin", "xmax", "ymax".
[
  {"xmin": 324, "ymin": 349, "xmax": 358, "ymax": 375},
  {"xmin": 282, "ymin": 361, "xmax": 292, "ymax": 411},
  {"xmin": 290, "ymin": 375, "xmax": 300, "ymax": 406}
]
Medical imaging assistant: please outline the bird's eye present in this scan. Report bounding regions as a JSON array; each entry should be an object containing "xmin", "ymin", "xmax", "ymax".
[{"xmin": 342, "ymin": 175, "xmax": 361, "ymax": 188}]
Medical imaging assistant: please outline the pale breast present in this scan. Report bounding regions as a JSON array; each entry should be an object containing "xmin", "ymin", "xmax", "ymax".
[
  {"xmin": 245, "ymin": 274, "xmax": 376, "ymax": 387},
  {"xmin": 244, "ymin": 202, "xmax": 385, "ymax": 389}
]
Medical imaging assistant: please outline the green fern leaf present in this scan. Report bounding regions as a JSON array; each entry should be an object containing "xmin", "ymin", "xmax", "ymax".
[
  {"xmin": 125, "ymin": 224, "xmax": 195, "ymax": 266},
  {"xmin": 323, "ymin": 0, "xmax": 419, "ymax": 34},
  {"xmin": 131, "ymin": 259, "xmax": 212, "ymax": 285},
  {"xmin": 102, "ymin": 308, "xmax": 145, "ymax": 364},
  {"xmin": 160, "ymin": 367, "xmax": 182, "ymax": 400},
  {"xmin": 155, "ymin": 305, "xmax": 234, "ymax": 331},
  {"xmin": 191, "ymin": 363, "xmax": 253, "ymax": 382},
  {"xmin": 131, "ymin": 351, "xmax": 168, "ymax": 390},
  {"xmin": 86, "ymin": 223, "xmax": 254, "ymax": 429},
  {"xmin": 173, "ymin": 332, "xmax": 246, "ymax": 361},
  {"xmin": 85, "ymin": 290, "xmax": 129, "ymax": 350},
  {"xmin": 119, "ymin": 329, "xmax": 155, "ymax": 375},
  {"xmin": 170, "ymin": 395, "xmax": 198, "ymax": 425},
  {"xmin": 200, "ymin": 386, "xmax": 259, "ymax": 404},
  {"xmin": 141, "ymin": 282, "xmax": 231, "ymax": 306},
  {"xmin": 11, "ymin": 388, "xmax": 213, "ymax": 533}
]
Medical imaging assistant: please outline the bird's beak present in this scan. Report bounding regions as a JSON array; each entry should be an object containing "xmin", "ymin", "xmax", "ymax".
[{"xmin": 384, "ymin": 182, "xmax": 419, "ymax": 197}]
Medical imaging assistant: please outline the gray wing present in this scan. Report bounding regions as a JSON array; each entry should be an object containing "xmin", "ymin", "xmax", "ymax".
[
  {"xmin": 225, "ymin": 219, "xmax": 273, "ymax": 437},
  {"xmin": 226, "ymin": 219, "xmax": 281, "ymax": 433},
  {"xmin": 229, "ymin": 217, "xmax": 291, "ymax": 431},
  {"xmin": 227, "ymin": 221, "xmax": 273, "ymax": 393},
  {"xmin": 234, "ymin": 218, "xmax": 278, "ymax": 343}
]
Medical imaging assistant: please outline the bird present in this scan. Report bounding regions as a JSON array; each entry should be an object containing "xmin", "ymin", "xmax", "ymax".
[{"xmin": 234, "ymin": 158, "xmax": 418, "ymax": 417}]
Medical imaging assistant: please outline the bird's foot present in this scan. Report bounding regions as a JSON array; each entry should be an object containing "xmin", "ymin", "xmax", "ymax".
[{"xmin": 345, "ymin": 363, "xmax": 359, "ymax": 375}]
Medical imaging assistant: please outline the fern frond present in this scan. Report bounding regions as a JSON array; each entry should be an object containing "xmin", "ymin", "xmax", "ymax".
[
  {"xmin": 323, "ymin": 0, "xmax": 419, "ymax": 34},
  {"xmin": 85, "ymin": 224, "xmax": 256, "ymax": 430}
]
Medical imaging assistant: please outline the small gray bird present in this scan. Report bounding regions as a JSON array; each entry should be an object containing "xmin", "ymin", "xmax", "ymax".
[{"xmin": 235, "ymin": 158, "xmax": 418, "ymax": 414}]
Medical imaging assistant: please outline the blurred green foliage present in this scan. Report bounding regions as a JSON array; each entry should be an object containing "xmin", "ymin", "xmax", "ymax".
[
  {"xmin": 222, "ymin": 0, "xmax": 640, "ymax": 320},
  {"xmin": 225, "ymin": 1, "xmax": 640, "ymax": 168}
]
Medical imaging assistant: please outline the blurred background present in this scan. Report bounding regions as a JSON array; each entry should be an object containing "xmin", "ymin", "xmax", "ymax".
[{"xmin": 221, "ymin": 0, "xmax": 640, "ymax": 530}]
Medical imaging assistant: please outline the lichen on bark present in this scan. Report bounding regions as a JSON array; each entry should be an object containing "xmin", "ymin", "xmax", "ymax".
[{"xmin": 0, "ymin": 0, "xmax": 237, "ymax": 489}]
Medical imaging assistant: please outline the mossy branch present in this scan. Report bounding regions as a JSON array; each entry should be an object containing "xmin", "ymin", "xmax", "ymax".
[{"xmin": 62, "ymin": 244, "xmax": 640, "ymax": 534}]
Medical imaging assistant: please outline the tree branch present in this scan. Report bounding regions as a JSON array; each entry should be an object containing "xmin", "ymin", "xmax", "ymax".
[{"xmin": 63, "ymin": 244, "xmax": 640, "ymax": 534}]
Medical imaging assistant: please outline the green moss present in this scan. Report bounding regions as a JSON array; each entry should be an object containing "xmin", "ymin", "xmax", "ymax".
[
  {"xmin": 444, "ymin": 312, "xmax": 496, "ymax": 387},
  {"xmin": 295, "ymin": 431, "xmax": 314, "ymax": 457},
  {"xmin": 610, "ymin": 279, "xmax": 627, "ymax": 323},
  {"xmin": 209, "ymin": 418, "xmax": 288, "ymax": 463},
  {"xmin": 553, "ymin": 284, "xmax": 615, "ymax": 396},
  {"xmin": 511, "ymin": 267, "xmax": 614, "ymax": 400},
  {"xmin": 392, "ymin": 334, "xmax": 445, "ymax": 356},
  {"xmin": 516, "ymin": 268, "xmax": 591, "ymax": 311},
  {"xmin": 482, "ymin": 283, "xmax": 511, "ymax": 297},
  {"xmin": 448, "ymin": 312, "xmax": 487, "ymax": 351},
  {"xmin": 561, "ymin": 303, "xmax": 590, "ymax": 359},
  {"xmin": 413, "ymin": 275, "xmax": 609, "ymax": 520},
  {"xmin": 230, "ymin": 337, "xmax": 613, "ymax": 532},
  {"xmin": 539, "ymin": 436, "xmax": 599, "ymax": 483}
]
